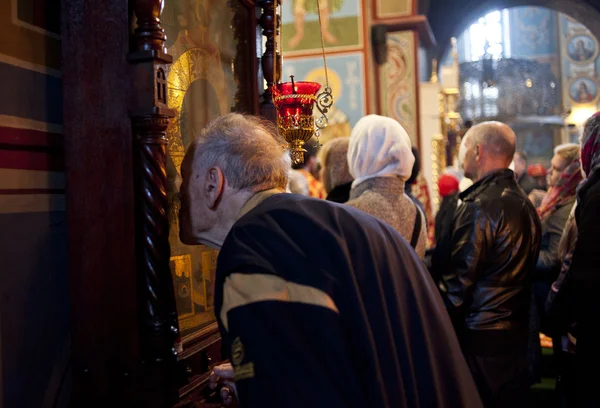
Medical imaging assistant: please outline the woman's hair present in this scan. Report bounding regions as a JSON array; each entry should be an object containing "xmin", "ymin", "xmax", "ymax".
[
  {"xmin": 406, "ymin": 146, "xmax": 420, "ymax": 186},
  {"xmin": 319, "ymin": 137, "xmax": 352, "ymax": 193},
  {"xmin": 554, "ymin": 143, "xmax": 580, "ymax": 164}
]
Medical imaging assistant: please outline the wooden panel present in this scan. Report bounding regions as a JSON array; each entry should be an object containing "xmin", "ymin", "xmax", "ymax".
[{"xmin": 62, "ymin": 0, "xmax": 138, "ymax": 404}]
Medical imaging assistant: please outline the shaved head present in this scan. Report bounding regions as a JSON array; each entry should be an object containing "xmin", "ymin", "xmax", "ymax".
[
  {"xmin": 460, "ymin": 121, "xmax": 517, "ymax": 181},
  {"xmin": 465, "ymin": 121, "xmax": 516, "ymax": 162}
]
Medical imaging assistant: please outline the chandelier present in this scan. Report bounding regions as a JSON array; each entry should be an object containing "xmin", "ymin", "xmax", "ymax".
[{"xmin": 271, "ymin": 0, "xmax": 334, "ymax": 164}]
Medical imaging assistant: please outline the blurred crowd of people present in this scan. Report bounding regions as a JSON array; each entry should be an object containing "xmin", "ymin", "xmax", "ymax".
[{"xmin": 283, "ymin": 112, "xmax": 600, "ymax": 407}]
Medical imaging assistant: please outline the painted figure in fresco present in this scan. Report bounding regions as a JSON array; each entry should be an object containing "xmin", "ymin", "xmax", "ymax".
[
  {"xmin": 288, "ymin": 0, "xmax": 341, "ymax": 48},
  {"xmin": 164, "ymin": 0, "xmax": 221, "ymax": 56},
  {"xmin": 571, "ymin": 39, "xmax": 594, "ymax": 61},
  {"xmin": 576, "ymin": 81, "xmax": 594, "ymax": 103}
]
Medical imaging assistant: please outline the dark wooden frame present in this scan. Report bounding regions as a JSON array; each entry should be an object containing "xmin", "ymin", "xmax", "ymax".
[{"xmin": 62, "ymin": 0, "xmax": 280, "ymax": 405}]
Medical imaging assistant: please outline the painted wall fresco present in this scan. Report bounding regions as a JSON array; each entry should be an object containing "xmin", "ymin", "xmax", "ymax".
[
  {"xmin": 380, "ymin": 31, "xmax": 418, "ymax": 145},
  {"xmin": 508, "ymin": 7, "xmax": 559, "ymax": 58},
  {"xmin": 282, "ymin": 53, "xmax": 366, "ymax": 143},
  {"xmin": 281, "ymin": 0, "xmax": 363, "ymax": 54},
  {"xmin": 559, "ymin": 13, "xmax": 600, "ymax": 110}
]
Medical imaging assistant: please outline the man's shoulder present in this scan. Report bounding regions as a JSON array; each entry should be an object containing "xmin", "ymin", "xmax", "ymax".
[
  {"xmin": 219, "ymin": 193, "xmax": 415, "ymax": 277},
  {"xmin": 472, "ymin": 180, "xmax": 525, "ymax": 205},
  {"xmin": 232, "ymin": 193, "xmax": 383, "ymax": 236},
  {"xmin": 232, "ymin": 193, "xmax": 408, "ymax": 247},
  {"xmin": 463, "ymin": 182, "xmax": 532, "ymax": 223}
]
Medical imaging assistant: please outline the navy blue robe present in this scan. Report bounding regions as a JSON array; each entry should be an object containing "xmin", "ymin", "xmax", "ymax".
[{"xmin": 215, "ymin": 193, "xmax": 482, "ymax": 408}]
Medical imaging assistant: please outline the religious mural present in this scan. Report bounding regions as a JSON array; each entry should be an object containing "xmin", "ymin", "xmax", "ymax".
[
  {"xmin": 559, "ymin": 14, "xmax": 600, "ymax": 108},
  {"xmin": 282, "ymin": 53, "xmax": 365, "ymax": 144},
  {"xmin": 281, "ymin": 0, "xmax": 363, "ymax": 54},
  {"xmin": 161, "ymin": 0, "xmax": 237, "ymax": 337},
  {"xmin": 508, "ymin": 7, "xmax": 558, "ymax": 57},
  {"xmin": 567, "ymin": 34, "xmax": 597, "ymax": 63},
  {"xmin": 569, "ymin": 77, "xmax": 598, "ymax": 104},
  {"xmin": 381, "ymin": 31, "xmax": 417, "ymax": 145}
]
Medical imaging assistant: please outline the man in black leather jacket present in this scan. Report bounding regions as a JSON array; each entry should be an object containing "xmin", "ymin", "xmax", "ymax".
[{"xmin": 433, "ymin": 122, "xmax": 541, "ymax": 408}]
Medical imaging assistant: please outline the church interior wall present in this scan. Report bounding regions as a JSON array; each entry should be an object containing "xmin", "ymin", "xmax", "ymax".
[
  {"xmin": 0, "ymin": 0, "xmax": 70, "ymax": 406},
  {"xmin": 434, "ymin": 5, "xmax": 600, "ymax": 170},
  {"xmin": 280, "ymin": 0, "xmax": 422, "ymax": 149},
  {"xmin": 281, "ymin": 0, "xmax": 370, "ymax": 146},
  {"xmin": 558, "ymin": 13, "xmax": 600, "ymax": 135}
]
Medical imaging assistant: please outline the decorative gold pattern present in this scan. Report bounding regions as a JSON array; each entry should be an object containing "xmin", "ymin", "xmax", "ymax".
[
  {"xmin": 431, "ymin": 134, "xmax": 447, "ymax": 208},
  {"xmin": 273, "ymin": 94, "xmax": 317, "ymax": 102},
  {"xmin": 166, "ymin": 47, "xmax": 229, "ymax": 175},
  {"xmin": 276, "ymin": 113, "xmax": 316, "ymax": 164}
]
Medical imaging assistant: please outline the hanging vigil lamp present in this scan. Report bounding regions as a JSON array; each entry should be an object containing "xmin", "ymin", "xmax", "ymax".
[{"xmin": 271, "ymin": 0, "xmax": 334, "ymax": 165}]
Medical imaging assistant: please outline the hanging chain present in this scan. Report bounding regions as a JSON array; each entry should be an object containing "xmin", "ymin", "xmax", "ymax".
[{"xmin": 315, "ymin": 0, "xmax": 329, "ymax": 91}]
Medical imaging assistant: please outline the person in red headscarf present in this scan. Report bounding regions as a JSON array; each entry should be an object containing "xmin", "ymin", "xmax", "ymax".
[
  {"xmin": 527, "ymin": 164, "xmax": 548, "ymax": 208},
  {"xmin": 562, "ymin": 112, "xmax": 600, "ymax": 407},
  {"xmin": 434, "ymin": 169, "xmax": 461, "ymax": 246},
  {"xmin": 528, "ymin": 164, "xmax": 548, "ymax": 189}
]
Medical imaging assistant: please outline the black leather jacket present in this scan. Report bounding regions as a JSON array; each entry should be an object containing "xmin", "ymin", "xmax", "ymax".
[{"xmin": 433, "ymin": 170, "xmax": 541, "ymax": 353}]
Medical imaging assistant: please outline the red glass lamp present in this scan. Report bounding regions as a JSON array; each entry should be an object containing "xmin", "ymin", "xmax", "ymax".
[
  {"xmin": 273, "ymin": 76, "xmax": 333, "ymax": 164},
  {"xmin": 271, "ymin": 0, "xmax": 334, "ymax": 164}
]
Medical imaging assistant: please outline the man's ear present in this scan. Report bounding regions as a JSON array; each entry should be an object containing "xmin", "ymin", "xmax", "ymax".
[
  {"xmin": 475, "ymin": 144, "xmax": 482, "ymax": 162},
  {"xmin": 205, "ymin": 167, "xmax": 225, "ymax": 210}
]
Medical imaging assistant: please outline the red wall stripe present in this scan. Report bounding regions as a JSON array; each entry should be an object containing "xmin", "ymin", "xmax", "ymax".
[
  {"xmin": 0, "ymin": 149, "xmax": 64, "ymax": 171},
  {"xmin": 0, "ymin": 126, "xmax": 63, "ymax": 147},
  {"xmin": 0, "ymin": 188, "xmax": 65, "ymax": 195}
]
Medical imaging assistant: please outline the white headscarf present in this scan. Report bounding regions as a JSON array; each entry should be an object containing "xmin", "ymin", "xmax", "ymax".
[{"xmin": 348, "ymin": 115, "xmax": 414, "ymax": 187}]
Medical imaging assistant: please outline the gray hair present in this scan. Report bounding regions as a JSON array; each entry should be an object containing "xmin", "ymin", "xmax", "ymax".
[
  {"xmin": 466, "ymin": 121, "xmax": 516, "ymax": 161},
  {"xmin": 188, "ymin": 113, "xmax": 291, "ymax": 191}
]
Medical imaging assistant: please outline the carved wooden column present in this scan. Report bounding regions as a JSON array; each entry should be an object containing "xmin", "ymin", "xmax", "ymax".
[
  {"xmin": 128, "ymin": 0, "xmax": 179, "ymax": 405},
  {"xmin": 258, "ymin": 0, "xmax": 281, "ymax": 122}
]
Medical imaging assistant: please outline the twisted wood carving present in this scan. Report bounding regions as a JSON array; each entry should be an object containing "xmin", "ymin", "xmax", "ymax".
[
  {"xmin": 133, "ymin": 116, "xmax": 179, "ymax": 364},
  {"xmin": 129, "ymin": 0, "xmax": 179, "ymax": 405}
]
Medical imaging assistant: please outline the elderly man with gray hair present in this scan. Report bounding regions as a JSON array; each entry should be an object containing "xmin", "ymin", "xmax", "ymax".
[
  {"xmin": 179, "ymin": 113, "xmax": 482, "ymax": 408},
  {"xmin": 432, "ymin": 121, "xmax": 541, "ymax": 408}
]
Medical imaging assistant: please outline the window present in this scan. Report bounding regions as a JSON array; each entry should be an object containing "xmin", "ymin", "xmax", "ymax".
[{"xmin": 466, "ymin": 10, "xmax": 511, "ymax": 61}]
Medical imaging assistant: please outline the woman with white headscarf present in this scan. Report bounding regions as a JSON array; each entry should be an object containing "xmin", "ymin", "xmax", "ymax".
[{"xmin": 346, "ymin": 115, "xmax": 427, "ymax": 258}]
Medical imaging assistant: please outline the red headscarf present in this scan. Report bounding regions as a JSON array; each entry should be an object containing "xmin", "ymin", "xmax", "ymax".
[
  {"xmin": 527, "ymin": 164, "xmax": 547, "ymax": 178},
  {"xmin": 437, "ymin": 174, "xmax": 459, "ymax": 197},
  {"xmin": 581, "ymin": 112, "xmax": 600, "ymax": 176},
  {"xmin": 538, "ymin": 157, "xmax": 583, "ymax": 221}
]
